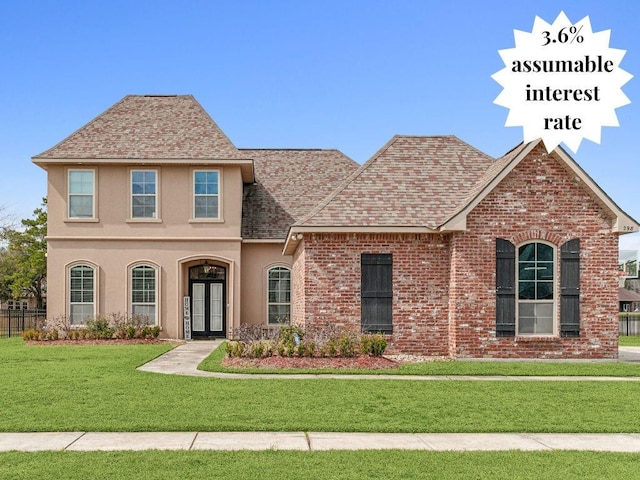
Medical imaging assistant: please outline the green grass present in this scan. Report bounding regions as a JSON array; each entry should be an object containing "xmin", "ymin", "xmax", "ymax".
[
  {"xmin": 1, "ymin": 451, "xmax": 640, "ymax": 480},
  {"xmin": 3, "ymin": 338, "xmax": 640, "ymax": 433},
  {"xmin": 200, "ymin": 342, "xmax": 640, "ymax": 376},
  {"xmin": 619, "ymin": 335, "xmax": 640, "ymax": 346}
]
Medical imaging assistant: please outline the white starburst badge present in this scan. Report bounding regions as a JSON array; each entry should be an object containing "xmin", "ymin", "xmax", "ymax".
[{"xmin": 492, "ymin": 11, "xmax": 632, "ymax": 153}]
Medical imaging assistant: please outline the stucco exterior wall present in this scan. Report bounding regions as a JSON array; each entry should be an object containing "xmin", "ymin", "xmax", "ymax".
[
  {"xmin": 240, "ymin": 242, "xmax": 291, "ymax": 327},
  {"xmin": 46, "ymin": 239, "xmax": 242, "ymax": 339},
  {"xmin": 47, "ymin": 164, "xmax": 243, "ymax": 238},
  {"xmin": 45, "ymin": 163, "xmax": 245, "ymax": 338}
]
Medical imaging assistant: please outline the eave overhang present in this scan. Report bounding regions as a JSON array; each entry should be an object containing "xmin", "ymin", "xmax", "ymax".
[{"xmin": 282, "ymin": 225, "xmax": 439, "ymax": 255}]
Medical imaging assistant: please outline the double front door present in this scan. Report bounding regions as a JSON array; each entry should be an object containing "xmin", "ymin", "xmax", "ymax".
[{"xmin": 189, "ymin": 264, "xmax": 226, "ymax": 338}]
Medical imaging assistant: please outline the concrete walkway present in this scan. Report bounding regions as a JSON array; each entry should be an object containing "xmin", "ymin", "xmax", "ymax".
[
  {"xmin": 137, "ymin": 341, "xmax": 640, "ymax": 381},
  {"xmin": 2, "ymin": 432, "xmax": 640, "ymax": 452}
]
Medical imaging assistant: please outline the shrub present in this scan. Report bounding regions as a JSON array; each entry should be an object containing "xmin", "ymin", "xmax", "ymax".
[
  {"xmin": 360, "ymin": 334, "xmax": 387, "ymax": 356},
  {"xmin": 85, "ymin": 317, "xmax": 115, "ymax": 339},
  {"xmin": 300, "ymin": 340, "xmax": 316, "ymax": 357},
  {"xmin": 22, "ymin": 329, "xmax": 39, "ymax": 341},
  {"xmin": 337, "ymin": 332, "xmax": 359, "ymax": 357},
  {"xmin": 228, "ymin": 322, "xmax": 386, "ymax": 359},
  {"xmin": 226, "ymin": 341, "xmax": 247, "ymax": 358},
  {"xmin": 251, "ymin": 341, "xmax": 266, "ymax": 358},
  {"xmin": 24, "ymin": 312, "xmax": 160, "ymax": 343},
  {"xmin": 22, "ymin": 328, "xmax": 59, "ymax": 341},
  {"xmin": 150, "ymin": 325, "xmax": 161, "ymax": 338}
]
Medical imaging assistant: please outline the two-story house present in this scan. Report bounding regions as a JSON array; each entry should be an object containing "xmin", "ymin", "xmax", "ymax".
[
  {"xmin": 33, "ymin": 95, "xmax": 357, "ymax": 339},
  {"xmin": 34, "ymin": 94, "xmax": 638, "ymax": 358}
]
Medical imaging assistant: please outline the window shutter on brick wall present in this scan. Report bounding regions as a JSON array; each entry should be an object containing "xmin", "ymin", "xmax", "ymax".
[
  {"xmin": 496, "ymin": 238, "xmax": 516, "ymax": 337},
  {"xmin": 361, "ymin": 254, "xmax": 392, "ymax": 334},
  {"xmin": 560, "ymin": 238, "xmax": 580, "ymax": 337}
]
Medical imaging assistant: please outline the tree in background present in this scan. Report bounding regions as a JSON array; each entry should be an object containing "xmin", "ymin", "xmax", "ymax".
[{"xmin": 0, "ymin": 199, "xmax": 47, "ymax": 309}]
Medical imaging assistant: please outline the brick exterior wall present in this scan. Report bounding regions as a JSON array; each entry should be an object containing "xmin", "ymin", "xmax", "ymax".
[
  {"xmin": 451, "ymin": 144, "xmax": 619, "ymax": 359},
  {"xmin": 292, "ymin": 145, "xmax": 620, "ymax": 358},
  {"xmin": 291, "ymin": 243, "xmax": 306, "ymax": 328},
  {"xmin": 292, "ymin": 233, "xmax": 451, "ymax": 355}
]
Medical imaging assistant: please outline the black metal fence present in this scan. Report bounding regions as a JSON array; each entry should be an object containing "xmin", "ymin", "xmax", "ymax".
[
  {"xmin": 0, "ymin": 309, "xmax": 47, "ymax": 338},
  {"xmin": 619, "ymin": 313, "xmax": 640, "ymax": 336}
]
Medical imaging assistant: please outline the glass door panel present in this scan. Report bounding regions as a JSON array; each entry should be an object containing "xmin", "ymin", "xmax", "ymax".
[
  {"xmin": 192, "ymin": 283, "xmax": 205, "ymax": 332},
  {"xmin": 210, "ymin": 283, "xmax": 223, "ymax": 332}
]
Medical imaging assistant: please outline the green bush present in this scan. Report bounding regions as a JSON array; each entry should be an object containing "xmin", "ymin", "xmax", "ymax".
[
  {"xmin": 24, "ymin": 313, "xmax": 160, "ymax": 343},
  {"xmin": 338, "ymin": 333, "xmax": 359, "ymax": 357},
  {"xmin": 228, "ymin": 323, "xmax": 387, "ymax": 359},
  {"xmin": 251, "ymin": 341, "xmax": 266, "ymax": 358},
  {"xmin": 226, "ymin": 341, "xmax": 247, "ymax": 357},
  {"xmin": 22, "ymin": 329, "xmax": 39, "ymax": 341},
  {"xmin": 85, "ymin": 318, "xmax": 115, "ymax": 339},
  {"xmin": 22, "ymin": 328, "xmax": 59, "ymax": 341},
  {"xmin": 360, "ymin": 334, "xmax": 387, "ymax": 356}
]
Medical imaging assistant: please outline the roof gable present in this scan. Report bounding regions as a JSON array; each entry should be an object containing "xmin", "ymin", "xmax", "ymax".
[
  {"xmin": 33, "ymin": 95, "xmax": 244, "ymax": 161},
  {"xmin": 441, "ymin": 140, "xmax": 639, "ymax": 234}
]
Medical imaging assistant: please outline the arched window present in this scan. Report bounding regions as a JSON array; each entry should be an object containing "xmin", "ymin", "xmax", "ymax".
[
  {"xmin": 130, "ymin": 265, "xmax": 158, "ymax": 325},
  {"xmin": 517, "ymin": 242, "xmax": 555, "ymax": 335},
  {"xmin": 68, "ymin": 264, "xmax": 96, "ymax": 325},
  {"xmin": 267, "ymin": 266, "xmax": 291, "ymax": 324}
]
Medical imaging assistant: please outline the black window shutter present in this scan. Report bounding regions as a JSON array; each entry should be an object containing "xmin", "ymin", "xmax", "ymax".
[
  {"xmin": 496, "ymin": 238, "xmax": 516, "ymax": 337},
  {"xmin": 560, "ymin": 239, "xmax": 580, "ymax": 337},
  {"xmin": 361, "ymin": 254, "xmax": 392, "ymax": 334}
]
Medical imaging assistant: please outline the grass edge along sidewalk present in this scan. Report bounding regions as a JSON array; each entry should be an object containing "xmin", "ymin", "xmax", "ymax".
[{"xmin": 2, "ymin": 450, "xmax": 640, "ymax": 480}]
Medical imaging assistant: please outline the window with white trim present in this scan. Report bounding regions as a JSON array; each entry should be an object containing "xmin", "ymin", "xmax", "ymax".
[
  {"xmin": 267, "ymin": 266, "xmax": 291, "ymax": 324},
  {"xmin": 68, "ymin": 170, "xmax": 95, "ymax": 218},
  {"xmin": 131, "ymin": 170, "xmax": 157, "ymax": 219},
  {"xmin": 69, "ymin": 264, "xmax": 95, "ymax": 325},
  {"xmin": 6, "ymin": 300, "xmax": 28, "ymax": 310},
  {"xmin": 517, "ymin": 242, "xmax": 555, "ymax": 335},
  {"xmin": 130, "ymin": 265, "xmax": 157, "ymax": 324},
  {"xmin": 193, "ymin": 170, "xmax": 219, "ymax": 219}
]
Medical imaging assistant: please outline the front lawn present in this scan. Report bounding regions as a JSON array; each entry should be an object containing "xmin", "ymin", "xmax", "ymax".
[
  {"xmin": 619, "ymin": 335, "xmax": 640, "ymax": 346},
  {"xmin": 2, "ymin": 338, "xmax": 640, "ymax": 433},
  {"xmin": 1, "ymin": 451, "xmax": 639, "ymax": 480}
]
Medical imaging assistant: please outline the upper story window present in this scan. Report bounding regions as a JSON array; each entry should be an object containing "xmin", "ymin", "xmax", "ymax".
[
  {"xmin": 131, "ymin": 170, "xmax": 157, "ymax": 219},
  {"xmin": 193, "ymin": 170, "xmax": 219, "ymax": 219},
  {"xmin": 68, "ymin": 170, "xmax": 95, "ymax": 218},
  {"xmin": 517, "ymin": 242, "xmax": 555, "ymax": 335},
  {"xmin": 68, "ymin": 264, "xmax": 96, "ymax": 325}
]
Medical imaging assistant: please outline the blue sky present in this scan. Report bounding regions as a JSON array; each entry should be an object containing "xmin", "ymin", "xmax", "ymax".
[{"xmin": 1, "ymin": 1, "xmax": 638, "ymax": 248}]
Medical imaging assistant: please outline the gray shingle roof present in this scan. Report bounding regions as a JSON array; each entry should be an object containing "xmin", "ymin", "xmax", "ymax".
[
  {"xmin": 34, "ymin": 95, "xmax": 244, "ymax": 160},
  {"xmin": 620, "ymin": 287, "xmax": 640, "ymax": 302},
  {"xmin": 295, "ymin": 135, "xmax": 495, "ymax": 229},
  {"xmin": 241, "ymin": 149, "xmax": 359, "ymax": 239}
]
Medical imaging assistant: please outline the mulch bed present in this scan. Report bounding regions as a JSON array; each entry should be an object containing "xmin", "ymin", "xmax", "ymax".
[{"xmin": 222, "ymin": 355, "xmax": 400, "ymax": 370}]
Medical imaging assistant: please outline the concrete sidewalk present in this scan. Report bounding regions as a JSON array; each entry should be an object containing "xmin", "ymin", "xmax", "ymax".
[
  {"xmin": 137, "ymin": 341, "xmax": 640, "ymax": 381},
  {"xmin": 2, "ymin": 432, "xmax": 640, "ymax": 452}
]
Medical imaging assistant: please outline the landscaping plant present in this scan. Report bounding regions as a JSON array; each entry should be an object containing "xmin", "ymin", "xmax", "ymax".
[{"xmin": 226, "ymin": 324, "xmax": 387, "ymax": 359}]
